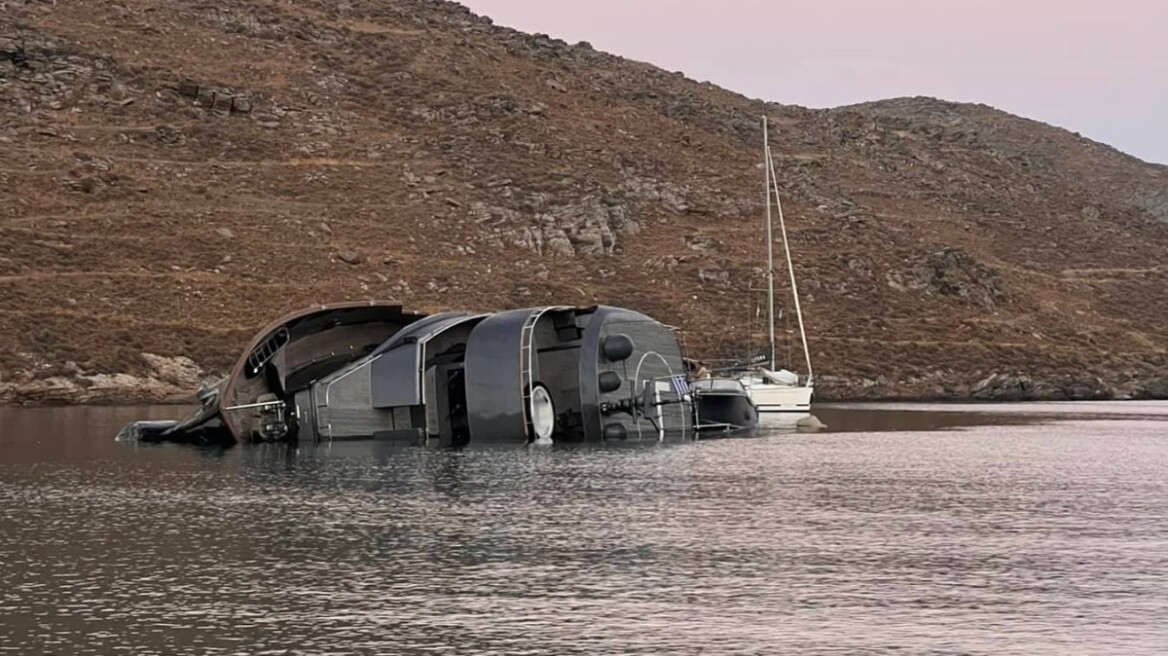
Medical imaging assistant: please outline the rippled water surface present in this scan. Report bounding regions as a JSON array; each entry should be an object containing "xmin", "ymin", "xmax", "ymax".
[{"xmin": 2, "ymin": 402, "xmax": 1167, "ymax": 655}]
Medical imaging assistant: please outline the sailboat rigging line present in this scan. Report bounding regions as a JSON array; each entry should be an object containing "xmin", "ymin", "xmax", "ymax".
[
  {"xmin": 786, "ymin": 307, "xmax": 794, "ymax": 374},
  {"xmin": 763, "ymin": 119, "xmax": 814, "ymax": 384}
]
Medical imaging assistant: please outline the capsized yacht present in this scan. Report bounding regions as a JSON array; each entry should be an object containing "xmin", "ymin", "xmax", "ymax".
[{"xmin": 117, "ymin": 303, "xmax": 701, "ymax": 446}]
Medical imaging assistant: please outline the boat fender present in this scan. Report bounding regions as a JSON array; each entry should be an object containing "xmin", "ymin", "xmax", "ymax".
[
  {"xmin": 601, "ymin": 334, "xmax": 635, "ymax": 362},
  {"xmin": 598, "ymin": 371, "xmax": 622, "ymax": 393}
]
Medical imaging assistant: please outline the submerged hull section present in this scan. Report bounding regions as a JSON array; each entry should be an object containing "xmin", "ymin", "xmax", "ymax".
[
  {"xmin": 123, "ymin": 304, "xmax": 696, "ymax": 446},
  {"xmin": 220, "ymin": 303, "xmax": 426, "ymax": 442},
  {"xmin": 467, "ymin": 306, "xmax": 694, "ymax": 443},
  {"xmin": 121, "ymin": 302, "xmax": 427, "ymax": 445},
  {"xmin": 304, "ymin": 312, "xmax": 483, "ymax": 445}
]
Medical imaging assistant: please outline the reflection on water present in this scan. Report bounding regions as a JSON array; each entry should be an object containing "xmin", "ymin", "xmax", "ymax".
[{"xmin": 2, "ymin": 403, "xmax": 1168, "ymax": 655}]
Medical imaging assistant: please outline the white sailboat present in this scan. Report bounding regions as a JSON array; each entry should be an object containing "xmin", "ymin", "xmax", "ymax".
[{"xmin": 739, "ymin": 116, "xmax": 814, "ymax": 424}]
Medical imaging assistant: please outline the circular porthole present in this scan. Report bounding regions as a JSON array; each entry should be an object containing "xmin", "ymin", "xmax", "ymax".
[{"xmin": 530, "ymin": 384, "xmax": 556, "ymax": 442}]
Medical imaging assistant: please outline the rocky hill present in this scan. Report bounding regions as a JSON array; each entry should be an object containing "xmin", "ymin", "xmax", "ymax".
[{"xmin": 1, "ymin": 0, "xmax": 1166, "ymax": 404}]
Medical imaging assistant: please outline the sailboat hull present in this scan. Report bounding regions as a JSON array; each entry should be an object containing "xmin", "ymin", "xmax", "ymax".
[
  {"xmin": 741, "ymin": 381, "xmax": 812, "ymax": 423},
  {"xmin": 753, "ymin": 115, "xmax": 815, "ymax": 422}
]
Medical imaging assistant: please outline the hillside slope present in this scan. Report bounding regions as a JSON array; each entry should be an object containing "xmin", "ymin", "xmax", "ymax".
[{"xmin": 1, "ymin": 0, "xmax": 1166, "ymax": 404}]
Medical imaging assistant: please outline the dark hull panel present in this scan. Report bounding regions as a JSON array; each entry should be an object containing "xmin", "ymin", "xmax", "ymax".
[{"xmin": 464, "ymin": 309, "xmax": 533, "ymax": 443}]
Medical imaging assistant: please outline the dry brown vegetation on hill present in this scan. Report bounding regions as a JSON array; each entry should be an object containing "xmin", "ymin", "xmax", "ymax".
[{"xmin": 1, "ymin": 0, "xmax": 1166, "ymax": 404}]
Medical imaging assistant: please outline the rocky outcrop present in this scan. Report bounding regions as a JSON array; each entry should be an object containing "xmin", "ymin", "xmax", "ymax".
[
  {"xmin": 501, "ymin": 178, "xmax": 690, "ymax": 256},
  {"xmin": 971, "ymin": 373, "xmax": 1037, "ymax": 402},
  {"xmin": 888, "ymin": 248, "xmax": 1008, "ymax": 310},
  {"xmin": 1132, "ymin": 378, "xmax": 1168, "ymax": 400},
  {"xmin": 802, "ymin": 372, "xmax": 1121, "ymax": 403},
  {"xmin": 1141, "ymin": 191, "xmax": 1168, "ymax": 222},
  {"xmin": 971, "ymin": 373, "xmax": 1115, "ymax": 402},
  {"xmin": 0, "ymin": 354, "xmax": 215, "ymax": 405},
  {"xmin": 1057, "ymin": 378, "xmax": 1116, "ymax": 402}
]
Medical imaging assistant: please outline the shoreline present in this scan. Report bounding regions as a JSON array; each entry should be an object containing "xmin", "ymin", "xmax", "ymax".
[{"xmin": 3, "ymin": 373, "xmax": 1165, "ymax": 408}]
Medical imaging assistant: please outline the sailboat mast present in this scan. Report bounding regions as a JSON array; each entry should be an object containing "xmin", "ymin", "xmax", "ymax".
[
  {"xmin": 766, "ymin": 133, "xmax": 815, "ymax": 384},
  {"xmin": 763, "ymin": 116, "xmax": 777, "ymax": 371}
]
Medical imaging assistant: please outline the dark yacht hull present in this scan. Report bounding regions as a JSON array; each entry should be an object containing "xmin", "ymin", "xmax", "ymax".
[
  {"xmin": 119, "ymin": 304, "xmax": 696, "ymax": 446},
  {"xmin": 694, "ymin": 392, "xmax": 759, "ymax": 432}
]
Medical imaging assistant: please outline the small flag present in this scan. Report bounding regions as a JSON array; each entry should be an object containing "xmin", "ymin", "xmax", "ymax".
[{"xmin": 670, "ymin": 374, "xmax": 690, "ymax": 396}]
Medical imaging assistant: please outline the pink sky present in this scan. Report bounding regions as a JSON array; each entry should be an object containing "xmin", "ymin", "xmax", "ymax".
[{"xmin": 461, "ymin": 0, "xmax": 1167, "ymax": 164}]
